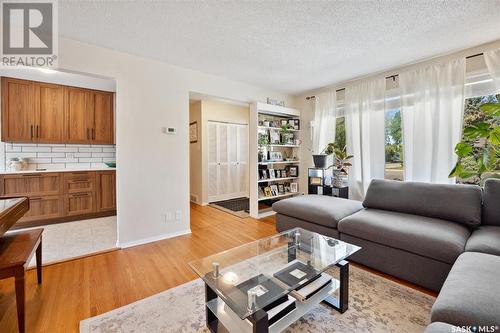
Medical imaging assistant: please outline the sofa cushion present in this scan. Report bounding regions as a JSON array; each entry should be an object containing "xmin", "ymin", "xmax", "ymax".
[
  {"xmin": 465, "ymin": 226, "xmax": 500, "ymax": 256},
  {"xmin": 272, "ymin": 195, "xmax": 363, "ymax": 229},
  {"xmin": 338, "ymin": 209, "xmax": 470, "ymax": 264},
  {"xmin": 363, "ymin": 179, "xmax": 482, "ymax": 227},
  {"xmin": 483, "ymin": 178, "xmax": 500, "ymax": 226},
  {"xmin": 431, "ymin": 252, "xmax": 500, "ymax": 327},
  {"xmin": 424, "ymin": 322, "xmax": 456, "ymax": 333}
]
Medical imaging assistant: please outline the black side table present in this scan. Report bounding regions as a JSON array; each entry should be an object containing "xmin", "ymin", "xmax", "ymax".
[{"xmin": 308, "ymin": 167, "xmax": 349, "ymax": 199}]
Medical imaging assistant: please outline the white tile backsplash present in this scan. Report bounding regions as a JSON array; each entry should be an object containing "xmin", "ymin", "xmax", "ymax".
[{"xmin": 3, "ymin": 143, "xmax": 116, "ymax": 171}]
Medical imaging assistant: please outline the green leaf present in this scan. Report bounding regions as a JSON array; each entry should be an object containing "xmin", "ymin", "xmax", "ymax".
[
  {"xmin": 478, "ymin": 157, "xmax": 487, "ymax": 173},
  {"xmin": 454, "ymin": 143, "xmax": 473, "ymax": 158},
  {"xmin": 489, "ymin": 126, "xmax": 500, "ymax": 146},
  {"xmin": 480, "ymin": 103, "xmax": 500, "ymax": 117},
  {"xmin": 463, "ymin": 126, "xmax": 480, "ymax": 139},
  {"xmin": 448, "ymin": 163, "xmax": 459, "ymax": 178}
]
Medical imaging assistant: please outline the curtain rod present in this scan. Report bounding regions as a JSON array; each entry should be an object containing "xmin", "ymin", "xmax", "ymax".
[{"xmin": 305, "ymin": 52, "xmax": 485, "ymax": 100}]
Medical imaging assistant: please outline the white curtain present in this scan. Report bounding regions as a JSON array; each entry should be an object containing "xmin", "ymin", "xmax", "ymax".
[
  {"xmin": 484, "ymin": 48, "xmax": 500, "ymax": 90},
  {"xmin": 313, "ymin": 89, "xmax": 337, "ymax": 154},
  {"xmin": 400, "ymin": 58, "xmax": 466, "ymax": 183},
  {"xmin": 345, "ymin": 77, "xmax": 386, "ymax": 200}
]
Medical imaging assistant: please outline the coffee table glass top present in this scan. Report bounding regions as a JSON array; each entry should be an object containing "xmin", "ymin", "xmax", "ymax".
[{"xmin": 188, "ymin": 227, "xmax": 360, "ymax": 319}]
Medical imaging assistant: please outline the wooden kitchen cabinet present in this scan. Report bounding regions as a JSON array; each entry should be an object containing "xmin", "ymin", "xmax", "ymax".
[
  {"xmin": 1, "ymin": 77, "xmax": 114, "ymax": 144},
  {"xmin": 34, "ymin": 82, "xmax": 66, "ymax": 142},
  {"xmin": 90, "ymin": 91, "xmax": 114, "ymax": 144},
  {"xmin": 65, "ymin": 87, "xmax": 91, "ymax": 143},
  {"xmin": 21, "ymin": 195, "xmax": 64, "ymax": 222},
  {"xmin": 1, "ymin": 77, "xmax": 35, "ymax": 142},
  {"xmin": 65, "ymin": 192, "xmax": 95, "ymax": 216},
  {"xmin": 0, "ymin": 170, "xmax": 115, "ymax": 227},
  {"xmin": 96, "ymin": 171, "xmax": 116, "ymax": 212}
]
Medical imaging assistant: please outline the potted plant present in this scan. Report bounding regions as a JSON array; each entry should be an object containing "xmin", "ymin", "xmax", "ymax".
[
  {"xmin": 311, "ymin": 143, "xmax": 335, "ymax": 168},
  {"xmin": 449, "ymin": 96, "xmax": 500, "ymax": 185},
  {"xmin": 258, "ymin": 133, "xmax": 270, "ymax": 162},
  {"xmin": 280, "ymin": 124, "xmax": 295, "ymax": 145},
  {"xmin": 332, "ymin": 145, "xmax": 353, "ymax": 187}
]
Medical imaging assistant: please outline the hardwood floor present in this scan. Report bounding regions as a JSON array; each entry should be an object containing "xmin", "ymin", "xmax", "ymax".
[
  {"xmin": 0, "ymin": 204, "xmax": 276, "ymax": 332},
  {"xmin": 0, "ymin": 203, "xmax": 435, "ymax": 332}
]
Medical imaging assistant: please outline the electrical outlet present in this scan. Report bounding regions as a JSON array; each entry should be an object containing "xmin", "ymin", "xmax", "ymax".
[{"xmin": 175, "ymin": 210, "xmax": 182, "ymax": 221}]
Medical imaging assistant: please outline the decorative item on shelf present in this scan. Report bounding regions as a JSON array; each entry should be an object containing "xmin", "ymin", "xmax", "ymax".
[
  {"xmin": 295, "ymin": 139, "xmax": 302, "ymax": 146},
  {"xmin": 270, "ymin": 131, "xmax": 281, "ymax": 144},
  {"xmin": 288, "ymin": 165, "xmax": 299, "ymax": 177},
  {"xmin": 270, "ymin": 185, "xmax": 279, "ymax": 196},
  {"xmin": 8, "ymin": 158, "xmax": 23, "ymax": 171},
  {"xmin": 284, "ymin": 182, "xmax": 291, "ymax": 192},
  {"xmin": 332, "ymin": 145, "xmax": 353, "ymax": 188},
  {"xmin": 268, "ymin": 151, "xmax": 283, "ymax": 161},
  {"xmin": 258, "ymin": 132, "xmax": 270, "ymax": 162},
  {"xmin": 269, "ymin": 169, "xmax": 276, "ymax": 179},
  {"xmin": 310, "ymin": 177, "xmax": 323, "ymax": 186},
  {"xmin": 280, "ymin": 119, "xmax": 288, "ymax": 127},
  {"xmin": 290, "ymin": 182, "xmax": 298, "ymax": 193},
  {"xmin": 263, "ymin": 120, "xmax": 271, "ymax": 127},
  {"xmin": 276, "ymin": 169, "xmax": 282, "ymax": 178},
  {"xmin": 278, "ymin": 184, "xmax": 285, "ymax": 194},
  {"xmin": 259, "ymin": 169, "xmax": 268, "ymax": 180},
  {"xmin": 264, "ymin": 186, "xmax": 273, "ymax": 197},
  {"xmin": 449, "ymin": 95, "xmax": 500, "ymax": 185}
]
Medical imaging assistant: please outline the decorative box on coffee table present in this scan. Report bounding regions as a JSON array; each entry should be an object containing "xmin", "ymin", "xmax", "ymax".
[{"xmin": 189, "ymin": 228, "xmax": 360, "ymax": 333}]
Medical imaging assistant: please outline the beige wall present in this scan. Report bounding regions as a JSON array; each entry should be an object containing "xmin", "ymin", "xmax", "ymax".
[{"xmin": 189, "ymin": 99, "xmax": 249, "ymax": 205}]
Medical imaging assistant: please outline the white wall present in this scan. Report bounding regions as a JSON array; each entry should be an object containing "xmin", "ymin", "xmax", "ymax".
[
  {"xmin": 189, "ymin": 101, "xmax": 202, "ymax": 204},
  {"xmin": 58, "ymin": 38, "xmax": 291, "ymax": 247}
]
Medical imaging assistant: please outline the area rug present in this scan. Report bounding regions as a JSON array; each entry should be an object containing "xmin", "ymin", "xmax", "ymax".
[
  {"xmin": 209, "ymin": 197, "xmax": 250, "ymax": 218},
  {"xmin": 80, "ymin": 265, "xmax": 434, "ymax": 333}
]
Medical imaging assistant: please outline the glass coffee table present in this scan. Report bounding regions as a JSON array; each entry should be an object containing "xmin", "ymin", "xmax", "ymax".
[{"xmin": 189, "ymin": 228, "xmax": 360, "ymax": 333}]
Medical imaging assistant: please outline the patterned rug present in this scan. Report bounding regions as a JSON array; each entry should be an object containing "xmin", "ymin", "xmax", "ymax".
[
  {"xmin": 80, "ymin": 266, "xmax": 434, "ymax": 333},
  {"xmin": 209, "ymin": 197, "xmax": 250, "ymax": 218}
]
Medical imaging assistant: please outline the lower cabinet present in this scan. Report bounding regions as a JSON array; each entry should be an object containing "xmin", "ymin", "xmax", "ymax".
[
  {"xmin": 0, "ymin": 170, "xmax": 115, "ymax": 226},
  {"xmin": 66, "ymin": 192, "xmax": 95, "ymax": 216},
  {"xmin": 97, "ymin": 171, "xmax": 116, "ymax": 212},
  {"xmin": 21, "ymin": 195, "xmax": 64, "ymax": 222}
]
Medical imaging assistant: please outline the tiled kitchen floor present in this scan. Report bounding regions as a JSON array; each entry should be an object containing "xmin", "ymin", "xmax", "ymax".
[{"xmin": 18, "ymin": 216, "xmax": 118, "ymax": 268}]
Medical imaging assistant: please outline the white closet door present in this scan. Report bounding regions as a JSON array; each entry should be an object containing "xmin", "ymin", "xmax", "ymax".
[
  {"xmin": 208, "ymin": 121, "xmax": 248, "ymax": 202},
  {"xmin": 237, "ymin": 125, "xmax": 248, "ymax": 194},
  {"xmin": 208, "ymin": 122, "xmax": 218, "ymax": 198}
]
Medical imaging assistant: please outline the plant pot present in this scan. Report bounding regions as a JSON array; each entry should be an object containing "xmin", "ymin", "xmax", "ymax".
[{"xmin": 312, "ymin": 154, "xmax": 328, "ymax": 168}]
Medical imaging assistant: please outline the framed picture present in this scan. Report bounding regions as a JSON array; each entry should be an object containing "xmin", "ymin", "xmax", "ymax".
[
  {"xmin": 284, "ymin": 182, "xmax": 291, "ymax": 192},
  {"xmin": 270, "ymin": 185, "xmax": 278, "ymax": 196},
  {"xmin": 264, "ymin": 187, "xmax": 273, "ymax": 197},
  {"xmin": 289, "ymin": 166, "xmax": 299, "ymax": 177},
  {"xmin": 260, "ymin": 169, "xmax": 267, "ymax": 180},
  {"xmin": 263, "ymin": 120, "xmax": 270, "ymax": 127},
  {"xmin": 268, "ymin": 151, "xmax": 283, "ymax": 161},
  {"xmin": 189, "ymin": 122, "xmax": 198, "ymax": 143},
  {"xmin": 268, "ymin": 169, "xmax": 275, "ymax": 179},
  {"xmin": 290, "ymin": 182, "xmax": 298, "ymax": 193},
  {"xmin": 281, "ymin": 119, "xmax": 288, "ymax": 126},
  {"xmin": 278, "ymin": 184, "xmax": 285, "ymax": 194},
  {"xmin": 294, "ymin": 119, "xmax": 300, "ymax": 130},
  {"xmin": 270, "ymin": 131, "xmax": 280, "ymax": 144},
  {"xmin": 276, "ymin": 169, "xmax": 282, "ymax": 178},
  {"xmin": 310, "ymin": 177, "xmax": 322, "ymax": 185}
]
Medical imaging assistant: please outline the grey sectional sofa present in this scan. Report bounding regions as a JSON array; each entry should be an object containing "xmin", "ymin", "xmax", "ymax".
[{"xmin": 273, "ymin": 178, "xmax": 500, "ymax": 331}]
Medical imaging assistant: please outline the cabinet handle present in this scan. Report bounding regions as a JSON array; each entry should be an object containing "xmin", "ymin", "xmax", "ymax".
[
  {"xmin": 30, "ymin": 125, "xmax": 34, "ymax": 139},
  {"xmin": 22, "ymin": 174, "xmax": 42, "ymax": 177},
  {"xmin": 36, "ymin": 125, "xmax": 40, "ymax": 138},
  {"xmin": 72, "ymin": 193, "xmax": 90, "ymax": 197},
  {"xmin": 30, "ymin": 197, "xmax": 42, "ymax": 201}
]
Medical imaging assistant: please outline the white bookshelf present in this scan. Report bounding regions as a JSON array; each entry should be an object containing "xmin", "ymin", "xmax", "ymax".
[{"xmin": 250, "ymin": 102, "xmax": 302, "ymax": 218}]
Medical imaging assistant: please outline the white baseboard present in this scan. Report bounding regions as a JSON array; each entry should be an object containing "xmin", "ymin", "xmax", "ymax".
[{"xmin": 117, "ymin": 228, "xmax": 192, "ymax": 249}]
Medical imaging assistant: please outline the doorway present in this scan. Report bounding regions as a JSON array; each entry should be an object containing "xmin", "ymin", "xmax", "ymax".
[{"xmin": 189, "ymin": 95, "xmax": 250, "ymax": 219}]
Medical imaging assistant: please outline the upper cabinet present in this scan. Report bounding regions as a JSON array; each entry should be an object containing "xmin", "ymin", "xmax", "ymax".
[
  {"xmin": 1, "ymin": 77, "xmax": 115, "ymax": 144},
  {"xmin": 35, "ymin": 82, "xmax": 65, "ymax": 142},
  {"xmin": 1, "ymin": 77, "xmax": 34, "ymax": 142}
]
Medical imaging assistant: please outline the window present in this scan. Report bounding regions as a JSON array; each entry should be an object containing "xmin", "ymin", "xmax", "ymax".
[
  {"xmin": 384, "ymin": 108, "xmax": 404, "ymax": 180},
  {"xmin": 457, "ymin": 94, "xmax": 499, "ymax": 184}
]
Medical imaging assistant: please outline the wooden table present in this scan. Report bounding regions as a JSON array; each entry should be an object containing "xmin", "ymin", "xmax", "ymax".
[{"xmin": 0, "ymin": 197, "xmax": 43, "ymax": 333}]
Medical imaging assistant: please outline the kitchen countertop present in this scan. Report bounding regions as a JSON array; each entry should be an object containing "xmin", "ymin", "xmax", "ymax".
[{"xmin": 0, "ymin": 167, "xmax": 116, "ymax": 175}]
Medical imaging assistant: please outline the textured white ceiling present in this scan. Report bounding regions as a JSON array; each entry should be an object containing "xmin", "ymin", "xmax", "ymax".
[{"xmin": 59, "ymin": 1, "xmax": 500, "ymax": 94}]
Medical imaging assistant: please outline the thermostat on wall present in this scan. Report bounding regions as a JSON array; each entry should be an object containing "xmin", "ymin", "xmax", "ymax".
[{"xmin": 162, "ymin": 127, "xmax": 177, "ymax": 134}]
